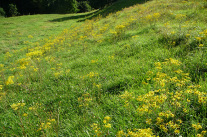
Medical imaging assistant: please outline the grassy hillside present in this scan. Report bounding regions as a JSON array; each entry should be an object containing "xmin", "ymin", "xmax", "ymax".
[{"xmin": 0, "ymin": 0, "xmax": 207, "ymax": 136}]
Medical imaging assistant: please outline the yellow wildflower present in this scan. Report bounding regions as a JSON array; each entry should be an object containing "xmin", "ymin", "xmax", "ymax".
[
  {"xmin": 201, "ymin": 131, "xmax": 206, "ymax": 136},
  {"xmin": 183, "ymin": 108, "xmax": 188, "ymax": 113},
  {"xmin": 117, "ymin": 130, "xmax": 125, "ymax": 137},
  {"xmin": 6, "ymin": 76, "xmax": 14, "ymax": 85},
  {"xmin": 186, "ymin": 34, "xmax": 190, "ymax": 37},
  {"xmin": 23, "ymin": 113, "xmax": 28, "ymax": 117},
  {"xmin": 28, "ymin": 35, "xmax": 33, "ymax": 38},
  {"xmin": 50, "ymin": 119, "xmax": 55, "ymax": 122},
  {"xmin": 146, "ymin": 119, "xmax": 152, "ymax": 125},
  {"xmin": 199, "ymin": 44, "xmax": 204, "ymax": 47},
  {"xmin": 195, "ymin": 37, "xmax": 202, "ymax": 41},
  {"xmin": 11, "ymin": 103, "xmax": 19, "ymax": 110},
  {"xmin": 29, "ymin": 107, "xmax": 35, "ymax": 110},
  {"xmin": 21, "ymin": 103, "xmax": 26, "ymax": 107},
  {"xmin": 174, "ymin": 129, "xmax": 180, "ymax": 134},
  {"xmin": 104, "ymin": 116, "xmax": 111, "ymax": 122},
  {"xmin": 175, "ymin": 14, "xmax": 186, "ymax": 20},
  {"xmin": 192, "ymin": 123, "xmax": 202, "ymax": 130},
  {"xmin": 11, "ymin": 103, "xmax": 25, "ymax": 110},
  {"xmin": 104, "ymin": 123, "xmax": 111, "ymax": 128},
  {"xmin": 177, "ymin": 119, "xmax": 182, "ymax": 124}
]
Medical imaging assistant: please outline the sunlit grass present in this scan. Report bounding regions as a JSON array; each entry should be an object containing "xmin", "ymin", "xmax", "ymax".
[{"xmin": 0, "ymin": 0, "xmax": 207, "ymax": 136}]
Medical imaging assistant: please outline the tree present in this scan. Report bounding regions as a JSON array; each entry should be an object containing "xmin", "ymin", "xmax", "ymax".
[
  {"xmin": 0, "ymin": 7, "xmax": 6, "ymax": 17},
  {"xmin": 78, "ymin": 1, "xmax": 92, "ymax": 13},
  {"xmin": 88, "ymin": 0, "xmax": 117, "ymax": 9},
  {"xmin": 0, "ymin": 0, "xmax": 119, "ymax": 16},
  {"xmin": 54, "ymin": 0, "xmax": 78, "ymax": 14},
  {"xmin": 8, "ymin": 4, "xmax": 19, "ymax": 16}
]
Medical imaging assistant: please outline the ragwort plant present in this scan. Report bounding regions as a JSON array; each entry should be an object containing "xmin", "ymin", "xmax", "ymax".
[{"xmin": 118, "ymin": 58, "xmax": 206, "ymax": 136}]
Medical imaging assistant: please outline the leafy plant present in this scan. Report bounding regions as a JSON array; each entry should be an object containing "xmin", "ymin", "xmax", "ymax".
[
  {"xmin": 0, "ymin": 7, "xmax": 5, "ymax": 17},
  {"xmin": 8, "ymin": 4, "xmax": 19, "ymax": 17},
  {"xmin": 78, "ymin": 1, "xmax": 92, "ymax": 13}
]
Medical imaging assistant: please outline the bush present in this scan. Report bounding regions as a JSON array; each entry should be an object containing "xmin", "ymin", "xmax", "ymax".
[
  {"xmin": 54, "ymin": 0, "xmax": 79, "ymax": 14},
  {"xmin": 8, "ymin": 4, "xmax": 19, "ymax": 17},
  {"xmin": 89, "ymin": 0, "xmax": 117, "ymax": 9},
  {"xmin": 0, "ymin": 7, "xmax": 5, "ymax": 17},
  {"xmin": 78, "ymin": 1, "xmax": 92, "ymax": 13}
]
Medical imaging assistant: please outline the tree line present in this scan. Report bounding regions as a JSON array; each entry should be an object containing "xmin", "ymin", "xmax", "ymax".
[{"xmin": 0, "ymin": 0, "xmax": 117, "ymax": 17}]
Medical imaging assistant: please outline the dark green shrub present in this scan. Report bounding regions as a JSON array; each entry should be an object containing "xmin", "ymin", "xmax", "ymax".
[
  {"xmin": 78, "ymin": 1, "xmax": 92, "ymax": 13},
  {"xmin": 8, "ymin": 4, "xmax": 19, "ymax": 17},
  {"xmin": 89, "ymin": 0, "xmax": 117, "ymax": 9},
  {"xmin": 54, "ymin": 0, "xmax": 79, "ymax": 14},
  {"xmin": 0, "ymin": 7, "xmax": 5, "ymax": 17}
]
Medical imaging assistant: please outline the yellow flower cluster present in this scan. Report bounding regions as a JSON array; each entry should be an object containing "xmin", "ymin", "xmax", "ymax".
[
  {"xmin": 127, "ymin": 128, "xmax": 155, "ymax": 137},
  {"xmin": 132, "ymin": 35, "xmax": 139, "ymax": 39},
  {"xmin": 153, "ymin": 13, "xmax": 161, "ymax": 19},
  {"xmin": 37, "ymin": 119, "xmax": 56, "ymax": 131},
  {"xmin": 11, "ymin": 103, "xmax": 25, "ymax": 110},
  {"xmin": 0, "ymin": 92, "xmax": 6, "ymax": 101},
  {"xmin": 108, "ymin": 55, "xmax": 115, "ymax": 60},
  {"xmin": 78, "ymin": 93, "xmax": 92, "ymax": 107},
  {"xmin": 26, "ymin": 50, "xmax": 43, "ymax": 58},
  {"xmin": 196, "ymin": 131, "xmax": 207, "ymax": 137},
  {"xmin": 28, "ymin": 35, "xmax": 33, "ymax": 39},
  {"xmin": 120, "ymin": 91, "xmax": 134, "ymax": 100},
  {"xmin": 195, "ymin": 29, "xmax": 207, "ymax": 47},
  {"xmin": 0, "ymin": 64, "xmax": 4, "ymax": 72},
  {"xmin": 110, "ymin": 24, "xmax": 126, "ymax": 37},
  {"xmin": 99, "ymin": 24, "xmax": 109, "ymax": 33},
  {"xmin": 186, "ymin": 33, "xmax": 190, "ymax": 37},
  {"xmin": 6, "ymin": 76, "xmax": 14, "ymax": 85},
  {"xmin": 145, "ymin": 13, "xmax": 161, "ymax": 22},
  {"xmin": 29, "ymin": 103, "xmax": 42, "ymax": 111},
  {"xmin": 115, "ymin": 25, "xmax": 126, "ymax": 31},
  {"xmin": 81, "ymin": 72, "xmax": 99, "ymax": 79},
  {"xmin": 154, "ymin": 62, "xmax": 162, "ymax": 70},
  {"xmin": 175, "ymin": 14, "xmax": 186, "ymax": 20},
  {"xmin": 192, "ymin": 123, "xmax": 202, "ymax": 130},
  {"xmin": 91, "ymin": 123, "xmax": 102, "ymax": 136},
  {"xmin": 119, "ymin": 58, "xmax": 206, "ymax": 136},
  {"xmin": 93, "ymin": 83, "xmax": 101, "ymax": 89},
  {"xmin": 54, "ymin": 71, "xmax": 63, "ymax": 78},
  {"xmin": 22, "ymin": 113, "xmax": 28, "ymax": 117},
  {"xmin": 91, "ymin": 116, "xmax": 112, "ymax": 136},
  {"xmin": 0, "ymin": 85, "xmax": 3, "ymax": 90},
  {"xmin": 165, "ymin": 58, "xmax": 181, "ymax": 66},
  {"xmin": 103, "ymin": 116, "xmax": 112, "ymax": 128},
  {"xmin": 30, "ymin": 66, "xmax": 38, "ymax": 72},
  {"xmin": 91, "ymin": 59, "xmax": 98, "ymax": 63},
  {"xmin": 88, "ymin": 72, "xmax": 98, "ymax": 78},
  {"xmin": 116, "ymin": 130, "xmax": 125, "ymax": 137},
  {"xmin": 5, "ymin": 52, "xmax": 12, "ymax": 60},
  {"xmin": 158, "ymin": 111, "xmax": 174, "ymax": 118},
  {"xmin": 196, "ymin": 37, "xmax": 202, "ymax": 41}
]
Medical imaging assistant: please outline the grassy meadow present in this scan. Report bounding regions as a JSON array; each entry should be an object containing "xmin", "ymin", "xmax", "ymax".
[{"xmin": 0, "ymin": 0, "xmax": 207, "ymax": 136}]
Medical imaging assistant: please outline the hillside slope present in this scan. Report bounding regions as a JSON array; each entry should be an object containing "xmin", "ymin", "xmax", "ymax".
[{"xmin": 0, "ymin": 0, "xmax": 207, "ymax": 136}]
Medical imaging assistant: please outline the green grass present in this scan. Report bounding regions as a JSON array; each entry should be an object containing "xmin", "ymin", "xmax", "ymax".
[
  {"xmin": 0, "ymin": 11, "xmax": 98, "ymax": 55},
  {"xmin": 0, "ymin": 0, "xmax": 207, "ymax": 136}
]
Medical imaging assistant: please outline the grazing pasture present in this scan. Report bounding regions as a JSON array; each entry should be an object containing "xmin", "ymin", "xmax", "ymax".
[{"xmin": 0, "ymin": 0, "xmax": 206, "ymax": 136}]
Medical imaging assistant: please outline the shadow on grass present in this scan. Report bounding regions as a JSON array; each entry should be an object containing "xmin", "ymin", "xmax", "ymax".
[
  {"xmin": 78, "ymin": 0, "xmax": 149, "ymax": 22},
  {"xmin": 49, "ymin": 0, "xmax": 149, "ymax": 22},
  {"xmin": 49, "ymin": 11, "xmax": 99, "ymax": 22}
]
